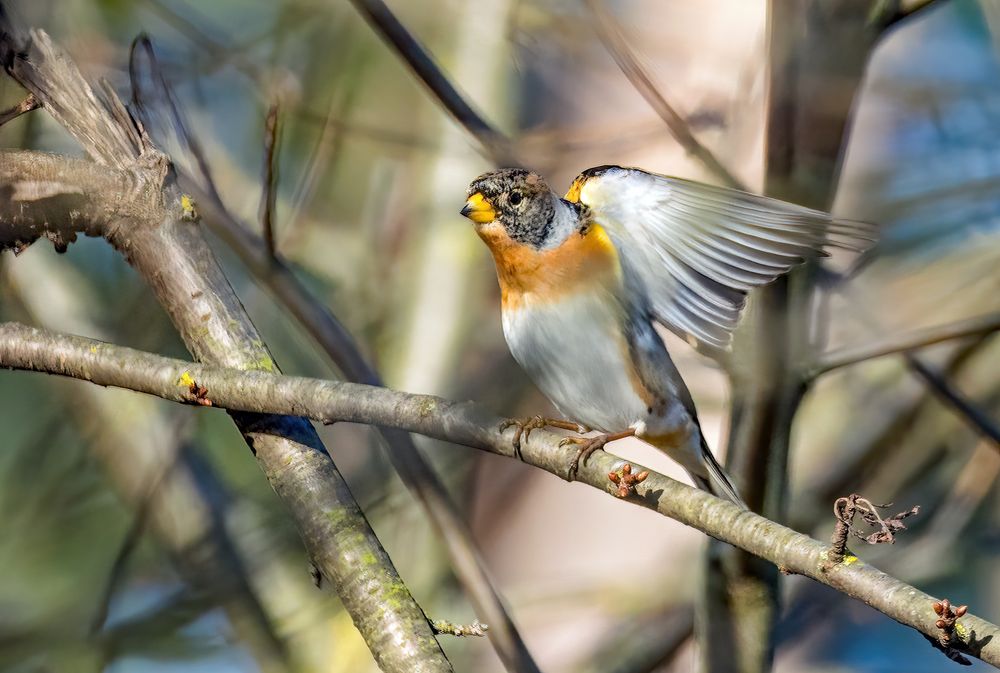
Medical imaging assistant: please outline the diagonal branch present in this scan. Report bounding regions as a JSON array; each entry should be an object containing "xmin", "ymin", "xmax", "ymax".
[
  {"xmin": 346, "ymin": 0, "xmax": 515, "ymax": 164},
  {"xmin": 837, "ymin": 286, "xmax": 1000, "ymax": 453},
  {"xmin": 1, "ymin": 321, "xmax": 999, "ymax": 668},
  {"xmin": 126, "ymin": 29, "xmax": 540, "ymax": 667},
  {"xmin": 0, "ymin": 19, "xmax": 451, "ymax": 672},
  {"xmin": 904, "ymin": 352, "xmax": 1000, "ymax": 450},
  {"xmin": 583, "ymin": 0, "xmax": 744, "ymax": 189},
  {"xmin": 181, "ymin": 168, "xmax": 542, "ymax": 673},
  {"xmin": 810, "ymin": 312, "xmax": 1000, "ymax": 377}
]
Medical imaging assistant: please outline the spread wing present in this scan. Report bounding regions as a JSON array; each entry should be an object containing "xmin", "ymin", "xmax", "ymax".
[{"xmin": 570, "ymin": 168, "xmax": 876, "ymax": 352}]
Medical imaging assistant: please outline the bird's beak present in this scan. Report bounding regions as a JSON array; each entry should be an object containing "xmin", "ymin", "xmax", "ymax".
[
  {"xmin": 461, "ymin": 192, "xmax": 495, "ymax": 224},
  {"xmin": 563, "ymin": 177, "xmax": 585, "ymax": 203}
]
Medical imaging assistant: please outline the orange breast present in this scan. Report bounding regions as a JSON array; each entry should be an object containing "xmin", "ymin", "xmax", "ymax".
[{"xmin": 477, "ymin": 222, "xmax": 621, "ymax": 311}]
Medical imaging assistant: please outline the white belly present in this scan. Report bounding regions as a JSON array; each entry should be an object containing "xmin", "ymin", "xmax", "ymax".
[{"xmin": 502, "ymin": 291, "xmax": 650, "ymax": 432}]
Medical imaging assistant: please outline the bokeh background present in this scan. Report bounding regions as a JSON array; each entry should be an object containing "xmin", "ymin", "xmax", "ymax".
[{"xmin": 1, "ymin": 0, "xmax": 999, "ymax": 672}]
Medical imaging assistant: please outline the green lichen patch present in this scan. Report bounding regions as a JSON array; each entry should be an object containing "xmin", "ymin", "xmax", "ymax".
[{"xmin": 417, "ymin": 398, "xmax": 438, "ymax": 418}]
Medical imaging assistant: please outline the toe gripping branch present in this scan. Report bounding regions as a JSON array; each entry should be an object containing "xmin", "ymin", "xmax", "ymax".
[
  {"xmin": 497, "ymin": 416, "xmax": 635, "ymax": 481},
  {"xmin": 561, "ymin": 429, "xmax": 636, "ymax": 480},
  {"xmin": 498, "ymin": 416, "xmax": 589, "ymax": 460}
]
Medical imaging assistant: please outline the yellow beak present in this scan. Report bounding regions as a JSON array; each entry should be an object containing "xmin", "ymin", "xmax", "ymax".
[
  {"xmin": 563, "ymin": 177, "xmax": 585, "ymax": 203},
  {"xmin": 460, "ymin": 192, "xmax": 496, "ymax": 224}
]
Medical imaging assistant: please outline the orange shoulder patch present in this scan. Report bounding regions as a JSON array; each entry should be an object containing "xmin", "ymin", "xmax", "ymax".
[{"xmin": 477, "ymin": 222, "xmax": 620, "ymax": 311}]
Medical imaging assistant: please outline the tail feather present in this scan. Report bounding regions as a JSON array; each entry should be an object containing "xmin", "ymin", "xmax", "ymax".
[{"xmin": 689, "ymin": 438, "xmax": 747, "ymax": 510}]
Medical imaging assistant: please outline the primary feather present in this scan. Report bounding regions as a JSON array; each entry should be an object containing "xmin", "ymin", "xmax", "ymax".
[{"xmin": 568, "ymin": 166, "xmax": 876, "ymax": 351}]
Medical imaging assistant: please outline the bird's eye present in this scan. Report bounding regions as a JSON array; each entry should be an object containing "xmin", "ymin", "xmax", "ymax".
[{"xmin": 509, "ymin": 191, "xmax": 523, "ymax": 206}]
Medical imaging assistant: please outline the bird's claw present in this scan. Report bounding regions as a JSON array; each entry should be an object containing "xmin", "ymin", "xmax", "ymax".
[
  {"xmin": 499, "ymin": 415, "xmax": 544, "ymax": 460},
  {"xmin": 560, "ymin": 428, "xmax": 637, "ymax": 481},
  {"xmin": 560, "ymin": 435, "xmax": 610, "ymax": 480},
  {"xmin": 499, "ymin": 416, "xmax": 590, "ymax": 460}
]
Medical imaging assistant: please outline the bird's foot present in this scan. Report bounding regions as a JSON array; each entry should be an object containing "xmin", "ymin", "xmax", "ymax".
[
  {"xmin": 499, "ymin": 416, "xmax": 591, "ymax": 460},
  {"xmin": 560, "ymin": 428, "xmax": 637, "ymax": 481}
]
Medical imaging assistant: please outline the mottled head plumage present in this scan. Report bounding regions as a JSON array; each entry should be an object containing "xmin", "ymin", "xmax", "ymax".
[{"xmin": 462, "ymin": 168, "xmax": 557, "ymax": 248}]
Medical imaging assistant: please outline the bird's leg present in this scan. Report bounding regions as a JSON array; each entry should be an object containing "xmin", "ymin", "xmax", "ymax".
[
  {"xmin": 498, "ymin": 415, "xmax": 591, "ymax": 460},
  {"xmin": 560, "ymin": 428, "xmax": 637, "ymax": 481}
]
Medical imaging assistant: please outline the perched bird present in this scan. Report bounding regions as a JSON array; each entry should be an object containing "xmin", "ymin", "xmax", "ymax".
[{"xmin": 461, "ymin": 166, "xmax": 874, "ymax": 506}]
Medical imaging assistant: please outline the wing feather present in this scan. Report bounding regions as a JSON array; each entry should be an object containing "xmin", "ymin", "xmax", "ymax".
[{"xmin": 573, "ymin": 168, "xmax": 876, "ymax": 351}]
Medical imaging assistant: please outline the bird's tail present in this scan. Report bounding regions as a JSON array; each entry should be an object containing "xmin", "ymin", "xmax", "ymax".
[{"xmin": 687, "ymin": 437, "xmax": 747, "ymax": 510}]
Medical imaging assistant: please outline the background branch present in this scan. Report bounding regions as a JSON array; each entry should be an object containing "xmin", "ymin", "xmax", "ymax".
[
  {"xmin": 346, "ymin": 0, "xmax": 515, "ymax": 164},
  {"xmin": 707, "ymin": 2, "xmax": 894, "ymax": 668},
  {"xmin": 2, "ymin": 321, "xmax": 998, "ymax": 668},
  {"xmin": 584, "ymin": 0, "xmax": 744, "ymax": 189},
  {"xmin": 149, "ymin": 70, "xmax": 544, "ymax": 673},
  {"xmin": 4, "ymin": 259, "xmax": 311, "ymax": 671},
  {"xmin": 0, "ymin": 21, "xmax": 451, "ymax": 673},
  {"xmin": 812, "ymin": 312, "xmax": 1000, "ymax": 376}
]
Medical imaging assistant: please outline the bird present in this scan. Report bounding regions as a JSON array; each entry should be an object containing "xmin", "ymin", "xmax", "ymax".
[{"xmin": 460, "ymin": 165, "xmax": 874, "ymax": 506}]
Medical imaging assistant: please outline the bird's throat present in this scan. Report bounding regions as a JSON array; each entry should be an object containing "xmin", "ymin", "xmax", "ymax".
[{"xmin": 480, "ymin": 222, "xmax": 621, "ymax": 311}]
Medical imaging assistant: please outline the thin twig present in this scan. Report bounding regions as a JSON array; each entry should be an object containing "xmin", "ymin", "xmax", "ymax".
[
  {"xmin": 811, "ymin": 312, "xmax": 1000, "ymax": 377},
  {"xmin": 2, "ymin": 322, "xmax": 999, "ymax": 667},
  {"xmin": 128, "ymin": 35, "xmax": 226, "ymax": 208},
  {"xmin": 791, "ymin": 338, "xmax": 989, "ymax": 532},
  {"xmin": 838, "ymin": 286, "xmax": 1000, "ymax": 453},
  {"xmin": 260, "ymin": 102, "xmax": 280, "ymax": 257},
  {"xmin": 905, "ymin": 352, "xmax": 1000, "ymax": 451},
  {"xmin": 583, "ymin": 0, "xmax": 744, "ymax": 189},
  {"xmin": 0, "ymin": 92, "xmax": 40, "ymax": 126},
  {"xmin": 346, "ymin": 0, "xmax": 515, "ymax": 164}
]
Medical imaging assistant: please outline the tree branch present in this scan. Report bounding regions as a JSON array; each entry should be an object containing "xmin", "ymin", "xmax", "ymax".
[
  {"xmin": 179, "ymin": 169, "xmax": 543, "ymax": 673},
  {"xmin": 346, "ymin": 0, "xmax": 515, "ymax": 164},
  {"xmin": 904, "ymin": 352, "xmax": 1000, "ymax": 450},
  {"xmin": 0, "ymin": 92, "xmax": 39, "ymax": 126},
  {"xmin": 131, "ymin": 27, "xmax": 541, "ymax": 662},
  {"xmin": 1, "ymin": 321, "xmax": 998, "ymax": 667},
  {"xmin": 0, "ymin": 20, "xmax": 451, "ymax": 672},
  {"xmin": 837, "ymin": 286, "xmax": 1000, "ymax": 453},
  {"xmin": 712, "ymin": 1, "xmax": 889, "ymax": 668},
  {"xmin": 259, "ymin": 102, "xmax": 280, "ymax": 257},
  {"xmin": 584, "ymin": 0, "xmax": 744, "ymax": 189},
  {"xmin": 0, "ymin": 150, "xmax": 133, "ymax": 251},
  {"xmin": 811, "ymin": 312, "xmax": 1000, "ymax": 377}
]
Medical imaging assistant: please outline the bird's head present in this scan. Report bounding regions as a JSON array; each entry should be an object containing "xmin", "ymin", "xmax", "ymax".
[{"xmin": 461, "ymin": 168, "xmax": 578, "ymax": 250}]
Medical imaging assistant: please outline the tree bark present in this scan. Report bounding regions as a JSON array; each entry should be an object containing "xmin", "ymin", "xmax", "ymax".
[
  {"xmin": 707, "ymin": 3, "xmax": 901, "ymax": 671},
  {"xmin": 0, "ymin": 22, "xmax": 452, "ymax": 673},
  {"xmin": 1, "ymin": 321, "xmax": 997, "ymax": 669}
]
